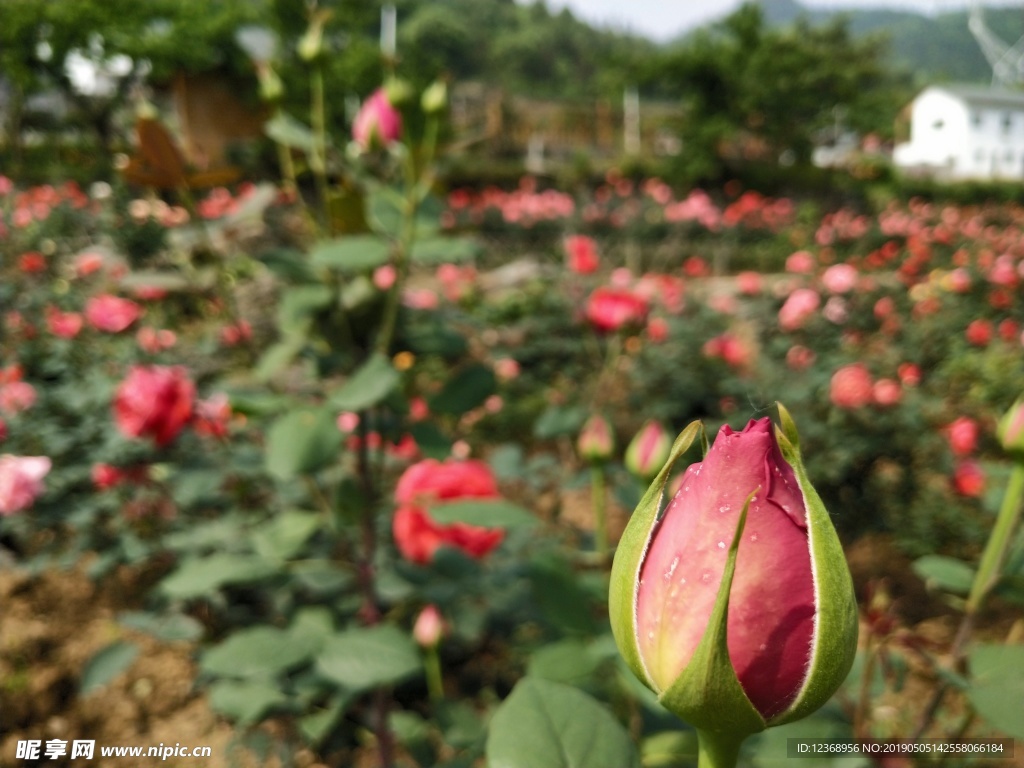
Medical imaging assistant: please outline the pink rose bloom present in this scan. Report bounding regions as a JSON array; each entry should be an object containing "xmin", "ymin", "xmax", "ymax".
[
  {"xmin": 494, "ymin": 358, "xmax": 520, "ymax": 381},
  {"xmin": 403, "ymin": 288, "xmax": 439, "ymax": 310},
  {"xmin": 646, "ymin": 316, "xmax": 670, "ymax": 343},
  {"xmin": 872, "ymin": 379, "xmax": 902, "ymax": 407},
  {"xmin": 947, "ymin": 268, "xmax": 971, "ymax": 293},
  {"xmin": 114, "ymin": 365, "xmax": 195, "ymax": 447},
  {"xmin": 785, "ymin": 250, "xmax": 815, "ymax": 274},
  {"xmin": 353, "ymin": 89, "xmax": 402, "ymax": 149},
  {"xmin": 46, "ymin": 307, "xmax": 83, "ymax": 339},
  {"xmin": 736, "ymin": 271, "xmax": 762, "ymax": 295},
  {"xmin": 585, "ymin": 286, "xmax": 649, "ymax": 333},
  {"xmin": 0, "ymin": 381, "xmax": 37, "ymax": 415},
  {"xmin": 778, "ymin": 288, "xmax": 821, "ymax": 332},
  {"xmin": 821, "ymin": 263, "xmax": 858, "ymax": 294},
  {"xmin": 947, "ymin": 417, "xmax": 979, "ymax": 457},
  {"xmin": 373, "ymin": 264, "xmax": 397, "ymax": 290},
  {"xmin": 564, "ymin": 235, "xmax": 599, "ymax": 275},
  {"xmin": 136, "ymin": 327, "xmax": 177, "ymax": 353},
  {"xmin": 0, "ymin": 455, "xmax": 51, "ymax": 515},
  {"xmin": 830, "ymin": 364, "xmax": 873, "ymax": 409},
  {"xmin": 86, "ymin": 295, "xmax": 142, "ymax": 333},
  {"xmin": 786, "ymin": 345, "xmax": 816, "ymax": 371}
]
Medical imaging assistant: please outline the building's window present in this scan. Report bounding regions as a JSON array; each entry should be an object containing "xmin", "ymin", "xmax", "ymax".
[
  {"xmin": 932, "ymin": 119, "xmax": 945, "ymax": 130},
  {"xmin": 972, "ymin": 111, "xmax": 983, "ymax": 127},
  {"xmin": 1003, "ymin": 113, "xmax": 1014, "ymax": 133}
]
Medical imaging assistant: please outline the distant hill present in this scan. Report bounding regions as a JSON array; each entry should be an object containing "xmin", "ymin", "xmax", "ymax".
[{"xmin": 718, "ymin": 1, "xmax": 1024, "ymax": 84}]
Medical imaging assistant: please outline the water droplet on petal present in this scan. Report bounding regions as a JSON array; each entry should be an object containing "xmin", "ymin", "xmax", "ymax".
[
  {"xmin": 684, "ymin": 486, "xmax": 689, "ymax": 492},
  {"xmin": 718, "ymin": 504, "xmax": 730, "ymax": 514},
  {"xmin": 759, "ymin": 643, "xmax": 767, "ymax": 651},
  {"xmin": 701, "ymin": 571, "xmax": 712, "ymax": 583},
  {"xmin": 648, "ymin": 631, "xmax": 655, "ymax": 640},
  {"xmin": 749, "ymin": 533, "xmax": 759, "ymax": 543},
  {"xmin": 717, "ymin": 541, "xmax": 725, "ymax": 550}
]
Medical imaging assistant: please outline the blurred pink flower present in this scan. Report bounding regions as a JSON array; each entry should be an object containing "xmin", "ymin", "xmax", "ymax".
[
  {"xmin": 114, "ymin": 365, "xmax": 195, "ymax": 447},
  {"xmin": 413, "ymin": 604, "xmax": 446, "ymax": 647},
  {"xmin": 494, "ymin": 358, "xmax": 520, "ymax": 381},
  {"xmin": 947, "ymin": 417, "xmax": 979, "ymax": 457},
  {"xmin": 373, "ymin": 264, "xmax": 397, "ymax": 290},
  {"xmin": 403, "ymin": 288, "xmax": 439, "ymax": 310},
  {"xmin": 136, "ymin": 327, "xmax": 177, "ymax": 353},
  {"xmin": 45, "ymin": 307, "xmax": 83, "ymax": 339},
  {"xmin": 785, "ymin": 250, "xmax": 815, "ymax": 274},
  {"xmin": 897, "ymin": 363, "xmax": 921, "ymax": 387},
  {"xmin": 219, "ymin": 321, "xmax": 253, "ymax": 347},
  {"xmin": 872, "ymin": 379, "xmax": 902, "ymax": 407},
  {"xmin": 193, "ymin": 393, "xmax": 231, "ymax": 438},
  {"xmin": 353, "ymin": 89, "xmax": 402, "ymax": 149},
  {"xmin": 646, "ymin": 316, "xmax": 670, "ymax": 343},
  {"xmin": 0, "ymin": 455, "xmax": 51, "ymax": 515},
  {"xmin": 830, "ymin": 364, "xmax": 873, "ymax": 409},
  {"xmin": 778, "ymin": 288, "xmax": 820, "ymax": 331},
  {"xmin": 0, "ymin": 381, "xmax": 36, "ymax": 415},
  {"xmin": 736, "ymin": 271, "xmax": 762, "ymax": 295},
  {"xmin": 564, "ymin": 235, "xmax": 599, "ymax": 275},
  {"xmin": 785, "ymin": 345, "xmax": 816, "ymax": 371},
  {"xmin": 337, "ymin": 411, "xmax": 360, "ymax": 432},
  {"xmin": 86, "ymin": 295, "xmax": 142, "ymax": 333},
  {"xmin": 821, "ymin": 263, "xmax": 858, "ymax": 294}
]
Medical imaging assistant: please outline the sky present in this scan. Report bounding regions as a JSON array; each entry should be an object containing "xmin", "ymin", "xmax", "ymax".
[{"xmin": 536, "ymin": 0, "xmax": 1023, "ymax": 42}]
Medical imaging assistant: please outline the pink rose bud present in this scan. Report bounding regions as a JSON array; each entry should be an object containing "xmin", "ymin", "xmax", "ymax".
[
  {"xmin": 577, "ymin": 414, "xmax": 615, "ymax": 463},
  {"xmin": 609, "ymin": 407, "xmax": 857, "ymax": 754},
  {"xmin": 114, "ymin": 365, "xmax": 195, "ymax": 447},
  {"xmin": 413, "ymin": 604, "xmax": 445, "ymax": 648},
  {"xmin": 625, "ymin": 420, "xmax": 671, "ymax": 480},
  {"xmin": 353, "ymin": 88, "xmax": 403, "ymax": 150}
]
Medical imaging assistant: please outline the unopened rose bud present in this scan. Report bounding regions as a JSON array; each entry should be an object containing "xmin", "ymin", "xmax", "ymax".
[
  {"xmin": 998, "ymin": 397, "xmax": 1024, "ymax": 458},
  {"xmin": 609, "ymin": 407, "xmax": 857, "ymax": 756},
  {"xmin": 297, "ymin": 10, "xmax": 331, "ymax": 62},
  {"xmin": 577, "ymin": 414, "xmax": 615, "ymax": 463},
  {"xmin": 352, "ymin": 88, "xmax": 403, "ymax": 150},
  {"xmin": 421, "ymin": 81, "xmax": 448, "ymax": 114},
  {"xmin": 625, "ymin": 420, "xmax": 671, "ymax": 480},
  {"xmin": 413, "ymin": 604, "xmax": 445, "ymax": 648}
]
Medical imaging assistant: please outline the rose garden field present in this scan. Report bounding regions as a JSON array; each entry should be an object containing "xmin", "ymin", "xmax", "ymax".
[{"xmin": 4, "ymin": 3, "xmax": 1024, "ymax": 767}]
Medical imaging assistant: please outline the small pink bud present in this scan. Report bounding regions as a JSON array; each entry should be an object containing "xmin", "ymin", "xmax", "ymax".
[
  {"xmin": 413, "ymin": 604, "xmax": 445, "ymax": 648},
  {"xmin": 577, "ymin": 414, "xmax": 615, "ymax": 463},
  {"xmin": 353, "ymin": 89, "xmax": 403, "ymax": 150},
  {"xmin": 625, "ymin": 420, "xmax": 671, "ymax": 480}
]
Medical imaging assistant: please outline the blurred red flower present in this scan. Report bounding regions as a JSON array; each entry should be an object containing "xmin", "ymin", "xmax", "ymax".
[
  {"xmin": 114, "ymin": 365, "xmax": 195, "ymax": 447},
  {"xmin": 564, "ymin": 235, "xmax": 599, "ymax": 275},
  {"xmin": 947, "ymin": 417, "xmax": 979, "ymax": 457},
  {"xmin": 585, "ymin": 286, "xmax": 649, "ymax": 333},
  {"xmin": 392, "ymin": 458, "xmax": 504, "ymax": 564},
  {"xmin": 952, "ymin": 460, "xmax": 985, "ymax": 497},
  {"xmin": 86, "ymin": 295, "xmax": 142, "ymax": 333},
  {"xmin": 830, "ymin": 364, "xmax": 873, "ymax": 409}
]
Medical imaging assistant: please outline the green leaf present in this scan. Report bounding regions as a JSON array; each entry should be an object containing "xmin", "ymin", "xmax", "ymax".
[
  {"xmin": 527, "ymin": 640, "xmax": 600, "ymax": 685},
  {"xmin": 310, "ymin": 235, "xmax": 390, "ymax": 273},
  {"xmin": 201, "ymin": 626, "xmax": 317, "ymax": 679},
  {"xmin": 118, "ymin": 611, "xmax": 203, "ymax": 642},
  {"xmin": 411, "ymin": 236, "xmax": 480, "ymax": 265},
  {"xmin": 257, "ymin": 247, "xmax": 316, "ymax": 282},
  {"xmin": 912, "ymin": 555, "xmax": 976, "ymax": 595},
  {"xmin": 253, "ymin": 510, "xmax": 322, "ymax": 562},
  {"xmin": 119, "ymin": 270, "xmax": 190, "ymax": 293},
  {"xmin": 277, "ymin": 284, "xmax": 333, "ymax": 333},
  {"xmin": 331, "ymin": 353, "xmax": 399, "ymax": 411},
  {"xmin": 429, "ymin": 364, "xmax": 496, "ymax": 415},
  {"xmin": 208, "ymin": 679, "xmax": 289, "ymax": 725},
  {"xmin": 316, "ymin": 626, "xmax": 421, "ymax": 692},
  {"xmin": 367, "ymin": 189, "xmax": 404, "ymax": 236},
  {"xmin": 80, "ymin": 641, "xmax": 139, "ymax": 696},
  {"xmin": 534, "ymin": 405, "xmax": 588, "ymax": 440},
  {"xmin": 486, "ymin": 677, "xmax": 639, "ymax": 768},
  {"xmin": 529, "ymin": 555, "xmax": 599, "ymax": 636},
  {"xmin": 159, "ymin": 554, "xmax": 278, "ymax": 599},
  {"xmin": 430, "ymin": 499, "xmax": 537, "ymax": 529},
  {"xmin": 265, "ymin": 407, "xmax": 343, "ymax": 480},
  {"xmin": 255, "ymin": 339, "xmax": 305, "ymax": 381},
  {"xmin": 265, "ymin": 113, "xmax": 315, "ymax": 151},
  {"xmin": 968, "ymin": 644, "xmax": 1024, "ymax": 738},
  {"xmin": 299, "ymin": 699, "xmax": 349, "ymax": 746},
  {"xmin": 409, "ymin": 422, "xmax": 451, "ymax": 460}
]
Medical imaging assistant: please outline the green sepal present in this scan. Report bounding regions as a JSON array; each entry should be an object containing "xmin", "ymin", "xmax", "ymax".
[
  {"xmin": 609, "ymin": 420, "xmax": 704, "ymax": 689},
  {"xmin": 658, "ymin": 492, "xmax": 766, "ymax": 738},
  {"xmin": 771, "ymin": 404, "xmax": 858, "ymax": 726}
]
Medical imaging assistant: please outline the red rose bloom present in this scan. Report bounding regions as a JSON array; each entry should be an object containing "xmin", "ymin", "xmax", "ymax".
[
  {"xmin": 392, "ymin": 458, "xmax": 504, "ymax": 564},
  {"xmin": 114, "ymin": 365, "xmax": 195, "ymax": 447},
  {"xmin": 585, "ymin": 286, "xmax": 649, "ymax": 333}
]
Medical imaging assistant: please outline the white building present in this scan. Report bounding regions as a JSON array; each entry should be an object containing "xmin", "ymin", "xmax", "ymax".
[{"xmin": 893, "ymin": 84, "xmax": 1024, "ymax": 181}]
